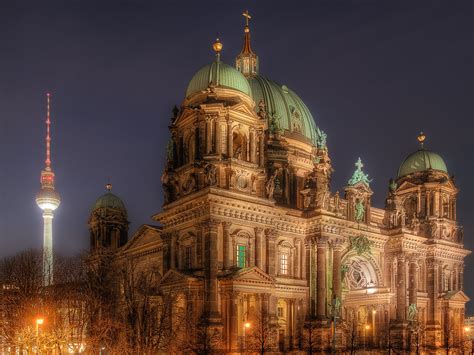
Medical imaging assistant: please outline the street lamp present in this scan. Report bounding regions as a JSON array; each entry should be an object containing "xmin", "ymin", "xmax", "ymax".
[
  {"xmin": 364, "ymin": 324, "xmax": 370, "ymax": 349},
  {"xmin": 372, "ymin": 310, "xmax": 376, "ymax": 347},
  {"xmin": 243, "ymin": 322, "xmax": 251, "ymax": 353},
  {"xmin": 35, "ymin": 318, "xmax": 44, "ymax": 355}
]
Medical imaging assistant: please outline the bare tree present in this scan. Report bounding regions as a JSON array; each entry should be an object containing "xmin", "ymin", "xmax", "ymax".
[{"xmin": 245, "ymin": 307, "xmax": 277, "ymax": 354}]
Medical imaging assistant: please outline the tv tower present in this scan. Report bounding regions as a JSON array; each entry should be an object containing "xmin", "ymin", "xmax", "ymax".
[{"xmin": 36, "ymin": 93, "xmax": 61, "ymax": 286}]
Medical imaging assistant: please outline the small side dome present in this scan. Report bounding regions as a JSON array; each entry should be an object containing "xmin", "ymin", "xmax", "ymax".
[
  {"xmin": 186, "ymin": 61, "xmax": 252, "ymax": 98},
  {"xmin": 398, "ymin": 149, "xmax": 448, "ymax": 178},
  {"xmin": 92, "ymin": 184, "xmax": 127, "ymax": 213}
]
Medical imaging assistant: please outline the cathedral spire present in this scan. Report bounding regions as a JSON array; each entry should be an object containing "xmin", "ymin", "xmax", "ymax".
[{"xmin": 236, "ymin": 10, "xmax": 259, "ymax": 77}]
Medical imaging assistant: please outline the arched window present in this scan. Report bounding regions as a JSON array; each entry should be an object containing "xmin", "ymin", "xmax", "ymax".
[
  {"xmin": 277, "ymin": 241, "xmax": 293, "ymax": 277},
  {"xmin": 232, "ymin": 230, "xmax": 252, "ymax": 268},
  {"xmin": 232, "ymin": 131, "xmax": 248, "ymax": 161},
  {"xmin": 178, "ymin": 232, "xmax": 196, "ymax": 270}
]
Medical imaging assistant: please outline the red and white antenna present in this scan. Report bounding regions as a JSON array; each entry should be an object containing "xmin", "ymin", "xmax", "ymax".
[{"xmin": 45, "ymin": 92, "xmax": 52, "ymax": 169}]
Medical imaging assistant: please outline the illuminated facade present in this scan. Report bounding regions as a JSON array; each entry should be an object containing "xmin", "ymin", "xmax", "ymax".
[
  {"xmin": 88, "ymin": 14, "xmax": 470, "ymax": 353},
  {"xmin": 36, "ymin": 93, "xmax": 61, "ymax": 286}
]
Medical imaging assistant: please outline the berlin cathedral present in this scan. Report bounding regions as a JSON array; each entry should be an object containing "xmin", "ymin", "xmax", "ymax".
[{"xmin": 87, "ymin": 13, "xmax": 470, "ymax": 353}]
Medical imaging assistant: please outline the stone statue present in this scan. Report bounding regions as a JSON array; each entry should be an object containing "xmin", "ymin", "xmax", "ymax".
[
  {"xmin": 316, "ymin": 127, "xmax": 327, "ymax": 149},
  {"xmin": 348, "ymin": 158, "xmax": 372, "ymax": 186},
  {"xmin": 257, "ymin": 99, "xmax": 267, "ymax": 120},
  {"xmin": 334, "ymin": 191, "xmax": 340, "ymax": 213},
  {"xmin": 166, "ymin": 139, "xmax": 174, "ymax": 162},
  {"xmin": 233, "ymin": 145, "xmax": 242, "ymax": 159},
  {"xmin": 349, "ymin": 235, "xmax": 373, "ymax": 256},
  {"xmin": 408, "ymin": 303, "xmax": 418, "ymax": 321},
  {"xmin": 266, "ymin": 173, "xmax": 276, "ymax": 199},
  {"xmin": 389, "ymin": 178, "xmax": 397, "ymax": 192},
  {"xmin": 269, "ymin": 112, "xmax": 281, "ymax": 135},
  {"xmin": 354, "ymin": 200, "xmax": 365, "ymax": 222},
  {"xmin": 205, "ymin": 164, "xmax": 217, "ymax": 186},
  {"xmin": 410, "ymin": 213, "xmax": 420, "ymax": 234}
]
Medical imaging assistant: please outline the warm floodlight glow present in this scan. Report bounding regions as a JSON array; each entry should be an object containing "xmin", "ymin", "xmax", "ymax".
[
  {"xmin": 464, "ymin": 326, "xmax": 470, "ymax": 332},
  {"xmin": 365, "ymin": 325, "xmax": 370, "ymax": 330},
  {"xmin": 366, "ymin": 287, "xmax": 377, "ymax": 294},
  {"xmin": 36, "ymin": 318, "xmax": 44, "ymax": 325},
  {"xmin": 244, "ymin": 322, "xmax": 251, "ymax": 329}
]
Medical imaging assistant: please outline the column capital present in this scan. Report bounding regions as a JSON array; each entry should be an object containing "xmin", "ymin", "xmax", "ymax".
[
  {"xmin": 265, "ymin": 228, "xmax": 278, "ymax": 241},
  {"xmin": 316, "ymin": 236, "xmax": 328, "ymax": 247},
  {"xmin": 254, "ymin": 226, "xmax": 264, "ymax": 235},
  {"xmin": 408, "ymin": 253, "xmax": 422, "ymax": 264},
  {"xmin": 201, "ymin": 219, "xmax": 220, "ymax": 231},
  {"xmin": 222, "ymin": 221, "xmax": 232, "ymax": 232},
  {"xmin": 329, "ymin": 238, "xmax": 344, "ymax": 250}
]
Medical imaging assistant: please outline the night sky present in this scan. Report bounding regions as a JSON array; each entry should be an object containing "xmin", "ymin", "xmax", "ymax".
[{"xmin": 1, "ymin": 1, "xmax": 472, "ymax": 309}]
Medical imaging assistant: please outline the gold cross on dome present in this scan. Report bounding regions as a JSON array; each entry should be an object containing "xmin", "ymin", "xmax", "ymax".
[{"xmin": 242, "ymin": 10, "xmax": 251, "ymax": 26}]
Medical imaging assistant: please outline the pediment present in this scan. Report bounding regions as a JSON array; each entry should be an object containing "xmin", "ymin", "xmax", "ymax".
[
  {"xmin": 442, "ymin": 290, "xmax": 470, "ymax": 303},
  {"xmin": 159, "ymin": 269, "xmax": 199, "ymax": 287},
  {"xmin": 397, "ymin": 181, "xmax": 418, "ymax": 191},
  {"xmin": 122, "ymin": 224, "xmax": 162, "ymax": 252},
  {"xmin": 230, "ymin": 266, "xmax": 275, "ymax": 284},
  {"xmin": 175, "ymin": 108, "xmax": 197, "ymax": 125},
  {"xmin": 231, "ymin": 102, "xmax": 259, "ymax": 118}
]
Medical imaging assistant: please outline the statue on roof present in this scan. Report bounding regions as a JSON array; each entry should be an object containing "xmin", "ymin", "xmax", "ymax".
[
  {"xmin": 316, "ymin": 127, "xmax": 327, "ymax": 149},
  {"xmin": 348, "ymin": 157, "xmax": 372, "ymax": 186}
]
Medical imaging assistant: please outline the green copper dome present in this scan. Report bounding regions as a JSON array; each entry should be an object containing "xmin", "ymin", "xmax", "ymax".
[
  {"xmin": 248, "ymin": 75, "xmax": 320, "ymax": 145},
  {"xmin": 398, "ymin": 149, "xmax": 448, "ymax": 178},
  {"xmin": 186, "ymin": 61, "xmax": 252, "ymax": 98},
  {"xmin": 93, "ymin": 191, "xmax": 126, "ymax": 212}
]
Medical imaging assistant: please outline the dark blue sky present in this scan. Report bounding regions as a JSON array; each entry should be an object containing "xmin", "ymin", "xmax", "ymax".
[{"xmin": 1, "ymin": 0, "xmax": 472, "ymax": 307}]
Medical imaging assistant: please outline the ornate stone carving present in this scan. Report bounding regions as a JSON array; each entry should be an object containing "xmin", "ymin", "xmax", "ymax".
[{"xmin": 204, "ymin": 163, "xmax": 217, "ymax": 186}]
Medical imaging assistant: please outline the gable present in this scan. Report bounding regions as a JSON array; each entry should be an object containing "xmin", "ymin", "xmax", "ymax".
[
  {"xmin": 122, "ymin": 224, "xmax": 162, "ymax": 253},
  {"xmin": 159, "ymin": 269, "xmax": 200, "ymax": 287},
  {"xmin": 230, "ymin": 266, "xmax": 275, "ymax": 284}
]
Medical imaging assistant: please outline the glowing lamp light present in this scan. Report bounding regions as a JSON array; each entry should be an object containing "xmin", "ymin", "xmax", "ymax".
[
  {"xmin": 244, "ymin": 322, "xmax": 251, "ymax": 329},
  {"xmin": 366, "ymin": 287, "xmax": 377, "ymax": 294},
  {"xmin": 365, "ymin": 325, "xmax": 370, "ymax": 330},
  {"xmin": 464, "ymin": 326, "xmax": 470, "ymax": 332},
  {"xmin": 36, "ymin": 318, "xmax": 44, "ymax": 325}
]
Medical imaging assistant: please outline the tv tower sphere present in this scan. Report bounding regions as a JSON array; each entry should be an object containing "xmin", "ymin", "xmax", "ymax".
[{"xmin": 36, "ymin": 93, "xmax": 60, "ymax": 286}]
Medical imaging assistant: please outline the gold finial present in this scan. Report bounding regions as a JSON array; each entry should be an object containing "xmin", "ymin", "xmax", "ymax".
[
  {"xmin": 106, "ymin": 183, "xmax": 112, "ymax": 191},
  {"xmin": 212, "ymin": 37, "xmax": 223, "ymax": 54},
  {"xmin": 417, "ymin": 131, "xmax": 426, "ymax": 147}
]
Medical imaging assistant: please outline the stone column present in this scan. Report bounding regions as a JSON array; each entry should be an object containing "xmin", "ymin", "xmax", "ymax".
[
  {"xmin": 265, "ymin": 229, "xmax": 277, "ymax": 277},
  {"xmin": 227, "ymin": 119, "xmax": 233, "ymax": 158},
  {"xmin": 305, "ymin": 239, "xmax": 315, "ymax": 317},
  {"xmin": 396, "ymin": 253, "xmax": 407, "ymax": 321},
  {"xmin": 254, "ymin": 227, "xmax": 263, "ymax": 269},
  {"xmin": 426, "ymin": 259, "xmax": 440, "ymax": 324},
  {"xmin": 331, "ymin": 239, "xmax": 343, "ymax": 301},
  {"xmin": 170, "ymin": 232, "xmax": 177, "ymax": 269},
  {"xmin": 249, "ymin": 128, "xmax": 256, "ymax": 163},
  {"xmin": 230, "ymin": 292, "xmax": 239, "ymax": 351},
  {"xmin": 408, "ymin": 256, "xmax": 419, "ymax": 307},
  {"xmin": 203, "ymin": 220, "xmax": 221, "ymax": 322},
  {"xmin": 258, "ymin": 130, "xmax": 265, "ymax": 167},
  {"xmin": 316, "ymin": 237, "xmax": 327, "ymax": 319},
  {"xmin": 223, "ymin": 222, "xmax": 232, "ymax": 269}
]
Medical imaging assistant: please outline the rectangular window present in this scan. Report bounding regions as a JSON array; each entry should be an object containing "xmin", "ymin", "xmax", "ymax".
[
  {"xmin": 185, "ymin": 246, "xmax": 192, "ymax": 269},
  {"xmin": 280, "ymin": 253, "xmax": 289, "ymax": 275},
  {"xmin": 236, "ymin": 244, "xmax": 246, "ymax": 268},
  {"xmin": 278, "ymin": 306, "xmax": 284, "ymax": 318}
]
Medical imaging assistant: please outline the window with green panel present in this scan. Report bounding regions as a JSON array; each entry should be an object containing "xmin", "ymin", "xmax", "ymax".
[{"xmin": 236, "ymin": 244, "xmax": 246, "ymax": 268}]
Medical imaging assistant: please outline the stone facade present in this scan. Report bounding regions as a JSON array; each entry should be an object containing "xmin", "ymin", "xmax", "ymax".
[{"xmin": 88, "ymin": 17, "xmax": 470, "ymax": 354}]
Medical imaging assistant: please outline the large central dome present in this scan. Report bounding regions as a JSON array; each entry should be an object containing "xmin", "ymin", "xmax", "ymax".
[{"xmin": 248, "ymin": 75, "xmax": 319, "ymax": 145}]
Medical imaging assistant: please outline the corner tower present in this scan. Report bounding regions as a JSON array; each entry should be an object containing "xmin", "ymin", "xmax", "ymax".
[
  {"xmin": 35, "ymin": 93, "xmax": 61, "ymax": 286},
  {"xmin": 88, "ymin": 184, "xmax": 129, "ymax": 251}
]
